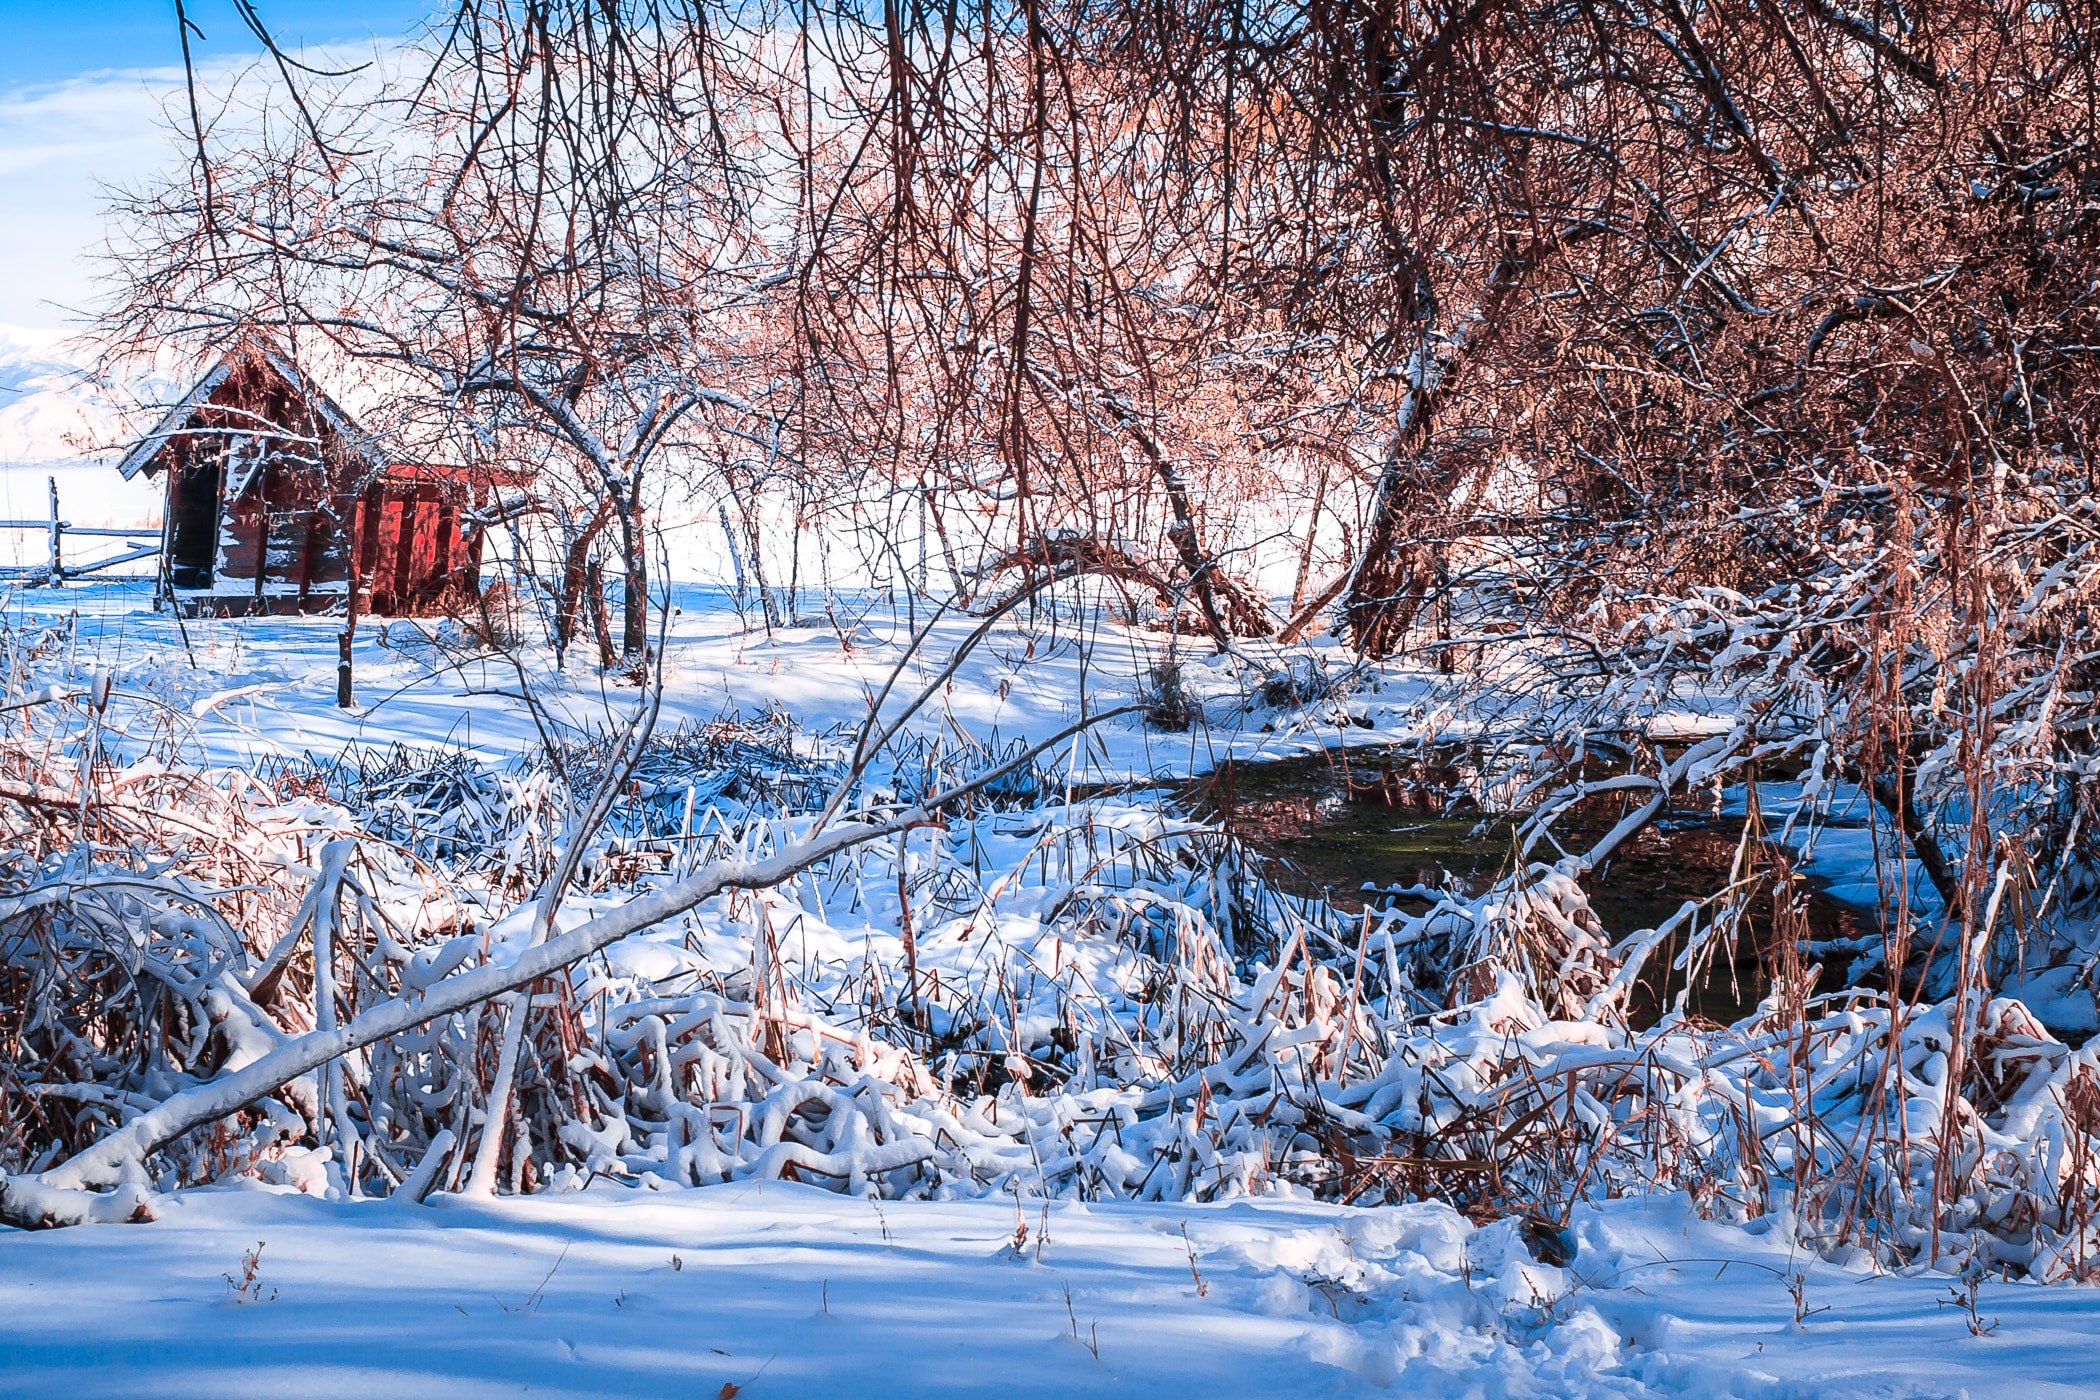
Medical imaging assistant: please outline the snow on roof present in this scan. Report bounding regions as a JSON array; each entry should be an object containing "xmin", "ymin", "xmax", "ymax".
[
  {"xmin": 114, "ymin": 345, "xmax": 389, "ymax": 481},
  {"xmin": 112, "ymin": 357, "xmax": 234, "ymax": 480}
]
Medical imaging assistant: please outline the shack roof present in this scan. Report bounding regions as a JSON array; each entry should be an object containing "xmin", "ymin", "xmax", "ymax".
[{"xmin": 115, "ymin": 345, "xmax": 383, "ymax": 482}]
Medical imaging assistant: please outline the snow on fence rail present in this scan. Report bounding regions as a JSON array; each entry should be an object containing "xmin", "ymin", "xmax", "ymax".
[{"xmin": 0, "ymin": 476, "xmax": 160, "ymax": 585}]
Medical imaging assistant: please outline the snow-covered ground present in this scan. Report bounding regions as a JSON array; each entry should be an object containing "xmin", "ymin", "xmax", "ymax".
[
  {"xmin": 26, "ymin": 577, "xmax": 1441, "ymax": 779},
  {"xmin": 29, "ymin": 578, "xmax": 1929, "ymax": 934},
  {"xmin": 3, "ymin": 1183, "xmax": 2090, "ymax": 1399},
  {"xmin": 9, "ymin": 580, "xmax": 2097, "ymax": 1400}
]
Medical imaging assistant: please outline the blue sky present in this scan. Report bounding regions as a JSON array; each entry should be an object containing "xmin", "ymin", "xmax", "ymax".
[
  {"xmin": 0, "ymin": 3, "xmax": 431, "ymax": 328},
  {"xmin": 0, "ymin": 1, "xmax": 429, "ymax": 92}
]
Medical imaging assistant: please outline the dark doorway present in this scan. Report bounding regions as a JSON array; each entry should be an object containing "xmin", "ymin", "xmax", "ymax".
[{"xmin": 167, "ymin": 452, "xmax": 221, "ymax": 589}]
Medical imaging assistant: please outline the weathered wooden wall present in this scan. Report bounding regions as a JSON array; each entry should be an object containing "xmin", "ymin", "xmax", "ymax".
[
  {"xmin": 149, "ymin": 354, "xmax": 481, "ymax": 616},
  {"xmin": 357, "ymin": 477, "xmax": 476, "ymax": 614}
]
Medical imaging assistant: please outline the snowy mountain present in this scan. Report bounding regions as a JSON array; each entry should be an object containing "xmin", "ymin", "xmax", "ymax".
[
  {"xmin": 0, "ymin": 323, "xmax": 162, "ymax": 530},
  {"xmin": 0, "ymin": 323, "xmax": 109, "ymax": 460}
]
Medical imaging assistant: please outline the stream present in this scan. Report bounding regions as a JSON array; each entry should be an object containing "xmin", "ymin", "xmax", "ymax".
[{"xmin": 1177, "ymin": 750, "xmax": 1882, "ymax": 1026}]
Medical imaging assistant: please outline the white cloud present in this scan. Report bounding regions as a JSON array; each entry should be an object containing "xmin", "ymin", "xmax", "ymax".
[
  {"xmin": 0, "ymin": 54, "xmax": 366, "ymax": 520},
  {"xmin": 0, "ymin": 66, "xmax": 197, "ymax": 330},
  {"xmin": 0, "ymin": 71, "xmax": 194, "ymax": 513}
]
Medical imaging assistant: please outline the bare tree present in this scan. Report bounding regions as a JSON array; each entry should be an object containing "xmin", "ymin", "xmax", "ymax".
[{"xmin": 101, "ymin": 0, "xmax": 791, "ymax": 664}]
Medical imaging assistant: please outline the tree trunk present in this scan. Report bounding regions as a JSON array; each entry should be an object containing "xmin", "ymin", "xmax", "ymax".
[
  {"xmin": 723, "ymin": 468, "xmax": 782, "ymax": 631},
  {"xmin": 1869, "ymin": 761, "xmax": 1965, "ymax": 915},
  {"xmin": 618, "ymin": 495, "xmax": 648, "ymax": 659},
  {"xmin": 554, "ymin": 499, "xmax": 615, "ymax": 664},
  {"xmin": 1338, "ymin": 236, "xmax": 1547, "ymax": 656},
  {"xmin": 1059, "ymin": 379, "xmax": 1274, "ymax": 645},
  {"xmin": 586, "ymin": 556, "xmax": 620, "ymax": 670}
]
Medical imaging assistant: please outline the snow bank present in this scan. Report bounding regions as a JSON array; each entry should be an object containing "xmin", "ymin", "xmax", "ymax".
[{"xmin": 0, "ymin": 1184, "xmax": 2091, "ymax": 1398}]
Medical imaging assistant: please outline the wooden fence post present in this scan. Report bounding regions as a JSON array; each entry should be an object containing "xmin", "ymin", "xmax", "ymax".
[
  {"xmin": 45, "ymin": 477, "xmax": 62, "ymax": 587},
  {"xmin": 338, "ymin": 496, "xmax": 365, "ymax": 709}
]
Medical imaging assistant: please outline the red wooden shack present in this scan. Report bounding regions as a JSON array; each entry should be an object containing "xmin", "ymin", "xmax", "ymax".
[{"xmin": 117, "ymin": 347, "xmax": 494, "ymax": 617}]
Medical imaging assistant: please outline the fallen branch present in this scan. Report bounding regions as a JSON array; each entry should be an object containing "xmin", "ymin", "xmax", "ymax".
[{"xmin": 11, "ymin": 704, "xmax": 1138, "ymax": 1216}]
